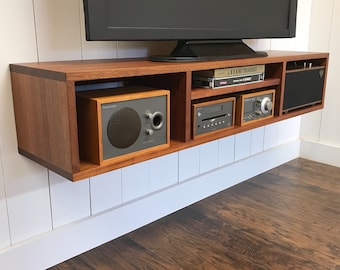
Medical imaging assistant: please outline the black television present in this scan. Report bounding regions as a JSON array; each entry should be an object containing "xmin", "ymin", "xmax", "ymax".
[{"xmin": 83, "ymin": 0, "xmax": 298, "ymax": 62}]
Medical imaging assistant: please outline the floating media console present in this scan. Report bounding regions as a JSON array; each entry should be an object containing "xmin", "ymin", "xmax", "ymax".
[{"xmin": 10, "ymin": 51, "xmax": 328, "ymax": 181}]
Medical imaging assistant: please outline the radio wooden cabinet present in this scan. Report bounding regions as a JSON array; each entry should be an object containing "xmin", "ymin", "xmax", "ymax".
[{"xmin": 10, "ymin": 51, "xmax": 329, "ymax": 181}]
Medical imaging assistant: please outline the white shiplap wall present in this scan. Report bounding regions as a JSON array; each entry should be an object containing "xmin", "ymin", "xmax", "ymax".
[
  {"xmin": 0, "ymin": 0, "xmax": 49, "ymax": 249},
  {"xmin": 0, "ymin": 0, "xmax": 322, "ymax": 269},
  {"xmin": 300, "ymin": 0, "xmax": 340, "ymax": 166}
]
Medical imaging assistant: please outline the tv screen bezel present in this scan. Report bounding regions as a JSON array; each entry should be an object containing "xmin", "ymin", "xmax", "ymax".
[
  {"xmin": 82, "ymin": 0, "xmax": 298, "ymax": 62},
  {"xmin": 83, "ymin": 0, "xmax": 297, "ymax": 42}
]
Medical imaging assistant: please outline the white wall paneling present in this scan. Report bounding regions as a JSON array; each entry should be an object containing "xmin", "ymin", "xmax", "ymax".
[
  {"xmin": 33, "ymin": 0, "xmax": 82, "ymax": 61},
  {"xmin": 117, "ymin": 41, "xmax": 175, "ymax": 59},
  {"xmin": 0, "ymin": 149, "xmax": 3, "ymax": 181},
  {"xmin": 244, "ymin": 39, "xmax": 271, "ymax": 52},
  {"xmin": 149, "ymin": 153, "xmax": 179, "ymax": 193},
  {"xmin": 308, "ymin": 0, "xmax": 334, "ymax": 52},
  {"xmin": 250, "ymin": 127, "xmax": 265, "ymax": 155},
  {"xmin": 0, "ymin": 65, "xmax": 52, "ymax": 245},
  {"xmin": 277, "ymin": 117, "xmax": 301, "ymax": 145},
  {"xmin": 300, "ymin": 111, "xmax": 323, "ymax": 142},
  {"xmin": 234, "ymin": 131, "xmax": 252, "ymax": 161},
  {"xmin": 5, "ymin": 159, "xmax": 51, "ymax": 245},
  {"xmin": 300, "ymin": 0, "xmax": 334, "ymax": 146},
  {"xmin": 300, "ymin": 0, "xmax": 340, "ymax": 163},
  {"xmin": 270, "ymin": 0, "xmax": 312, "ymax": 52},
  {"xmin": 122, "ymin": 161, "xmax": 150, "ymax": 202},
  {"xmin": 319, "ymin": 0, "xmax": 340, "ymax": 147},
  {"xmin": 0, "ymin": 198, "xmax": 10, "ymax": 250},
  {"xmin": 121, "ymin": 153, "xmax": 179, "ymax": 203},
  {"xmin": 49, "ymin": 171, "xmax": 91, "ymax": 229},
  {"xmin": 178, "ymin": 146, "xmax": 200, "ymax": 182},
  {"xmin": 0, "ymin": 0, "xmax": 53, "ymax": 248},
  {"xmin": 199, "ymin": 141, "xmax": 220, "ymax": 174},
  {"xmin": 218, "ymin": 135, "xmax": 235, "ymax": 167},
  {"xmin": 0, "ymin": 139, "xmax": 300, "ymax": 270},
  {"xmin": 263, "ymin": 123, "xmax": 279, "ymax": 150},
  {"xmin": 0, "ymin": 151, "xmax": 10, "ymax": 249},
  {"xmin": 90, "ymin": 169, "xmax": 122, "ymax": 215}
]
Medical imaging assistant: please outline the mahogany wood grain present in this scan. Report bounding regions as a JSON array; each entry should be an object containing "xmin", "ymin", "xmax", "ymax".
[
  {"xmin": 49, "ymin": 158, "xmax": 340, "ymax": 269},
  {"xmin": 11, "ymin": 72, "xmax": 79, "ymax": 177},
  {"xmin": 10, "ymin": 51, "xmax": 328, "ymax": 82},
  {"xmin": 9, "ymin": 51, "xmax": 329, "ymax": 181}
]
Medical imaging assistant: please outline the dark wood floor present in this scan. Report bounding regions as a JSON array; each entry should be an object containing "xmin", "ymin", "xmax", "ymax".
[{"xmin": 50, "ymin": 158, "xmax": 340, "ymax": 270}]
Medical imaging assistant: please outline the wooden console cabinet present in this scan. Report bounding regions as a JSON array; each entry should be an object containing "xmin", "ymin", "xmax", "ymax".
[{"xmin": 10, "ymin": 51, "xmax": 329, "ymax": 181}]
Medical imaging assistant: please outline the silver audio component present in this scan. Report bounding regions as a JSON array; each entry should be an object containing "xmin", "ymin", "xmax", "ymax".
[
  {"xmin": 192, "ymin": 97, "xmax": 235, "ymax": 138},
  {"xmin": 236, "ymin": 89, "xmax": 275, "ymax": 126}
]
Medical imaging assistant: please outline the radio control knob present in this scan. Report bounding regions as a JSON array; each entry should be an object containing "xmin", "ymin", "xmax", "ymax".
[
  {"xmin": 145, "ymin": 111, "xmax": 153, "ymax": 119},
  {"xmin": 265, "ymin": 101, "xmax": 273, "ymax": 111},
  {"xmin": 146, "ymin": 128, "xmax": 154, "ymax": 135},
  {"xmin": 145, "ymin": 111, "xmax": 164, "ymax": 130},
  {"xmin": 261, "ymin": 97, "xmax": 273, "ymax": 114}
]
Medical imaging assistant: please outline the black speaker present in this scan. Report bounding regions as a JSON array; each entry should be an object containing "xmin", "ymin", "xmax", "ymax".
[{"xmin": 283, "ymin": 67, "xmax": 325, "ymax": 112}]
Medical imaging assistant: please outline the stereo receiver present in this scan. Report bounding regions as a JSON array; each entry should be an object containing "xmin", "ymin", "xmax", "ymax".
[
  {"xmin": 192, "ymin": 97, "xmax": 235, "ymax": 138},
  {"xmin": 236, "ymin": 89, "xmax": 275, "ymax": 126},
  {"xmin": 76, "ymin": 86, "xmax": 170, "ymax": 164}
]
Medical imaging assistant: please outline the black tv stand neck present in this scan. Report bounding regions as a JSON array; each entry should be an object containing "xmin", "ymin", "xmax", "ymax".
[{"xmin": 149, "ymin": 40, "xmax": 268, "ymax": 62}]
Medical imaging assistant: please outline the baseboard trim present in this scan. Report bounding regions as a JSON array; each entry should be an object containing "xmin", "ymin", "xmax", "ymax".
[
  {"xmin": 0, "ymin": 140, "xmax": 300, "ymax": 270},
  {"xmin": 300, "ymin": 140, "xmax": 340, "ymax": 167}
]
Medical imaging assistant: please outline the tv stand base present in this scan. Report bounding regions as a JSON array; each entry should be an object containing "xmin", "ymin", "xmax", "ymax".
[{"xmin": 149, "ymin": 40, "xmax": 268, "ymax": 62}]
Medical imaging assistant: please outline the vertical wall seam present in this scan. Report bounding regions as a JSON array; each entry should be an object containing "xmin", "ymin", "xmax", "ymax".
[
  {"xmin": 115, "ymin": 42, "xmax": 119, "ymax": 59},
  {"xmin": 31, "ymin": 0, "xmax": 40, "ymax": 62},
  {"xmin": 0, "ymin": 148, "xmax": 4, "ymax": 179},
  {"xmin": 88, "ymin": 178, "xmax": 93, "ymax": 216},
  {"xmin": 318, "ymin": 0, "xmax": 335, "ymax": 143},
  {"xmin": 47, "ymin": 170, "xmax": 55, "ymax": 230},
  {"xmin": 0, "ymin": 148, "xmax": 13, "ymax": 247},
  {"xmin": 77, "ymin": 0, "xmax": 85, "ymax": 60}
]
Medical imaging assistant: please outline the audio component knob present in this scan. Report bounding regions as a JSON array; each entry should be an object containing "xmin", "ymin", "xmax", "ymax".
[
  {"xmin": 260, "ymin": 97, "xmax": 273, "ymax": 114},
  {"xmin": 146, "ymin": 128, "xmax": 154, "ymax": 135},
  {"xmin": 145, "ymin": 111, "xmax": 164, "ymax": 130}
]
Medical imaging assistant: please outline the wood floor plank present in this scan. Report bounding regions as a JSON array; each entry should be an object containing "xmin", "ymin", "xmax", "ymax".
[{"xmin": 49, "ymin": 158, "xmax": 340, "ymax": 269}]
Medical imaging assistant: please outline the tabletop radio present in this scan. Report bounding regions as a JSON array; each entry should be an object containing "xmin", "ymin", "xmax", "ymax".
[{"xmin": 77, "ymin": 86, "xmax": 170, "ymax": 164}]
